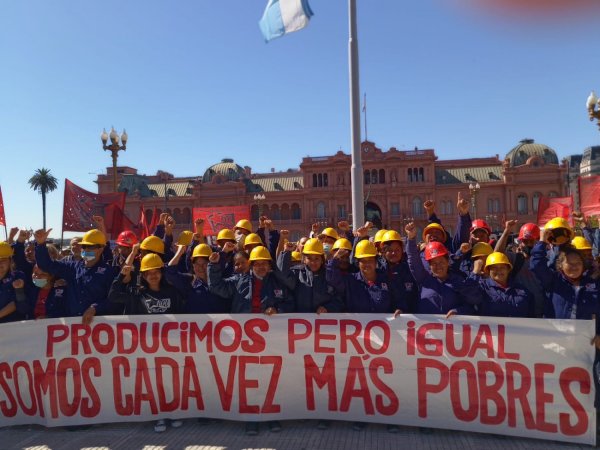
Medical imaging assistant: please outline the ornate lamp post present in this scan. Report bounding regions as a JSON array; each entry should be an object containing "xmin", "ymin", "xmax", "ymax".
[
  {"xmin": 101, "ymin": 127, "xmax": 127, "ymax": 192},
  {"xmin": 587, "ymin": 91, "xmax": 600, "ymax": 130},
  {"xmin": 469, "ymin": 182, "xmax": 481, "ymax": 219},
  {"xmin": 253, "ymin": 193, "xmax": 266, "ymax": 217}
]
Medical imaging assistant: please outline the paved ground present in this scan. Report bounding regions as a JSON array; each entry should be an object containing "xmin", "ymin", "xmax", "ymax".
[{"xmin": 0, "ymin": 420, "xmax": 596, "ymax": 450}]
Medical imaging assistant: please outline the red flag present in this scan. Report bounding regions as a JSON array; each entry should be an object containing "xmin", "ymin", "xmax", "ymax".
[
  {"xmin": 578, "ymin": 175, "xmax": 600, "ymax": 218},
  {"xmin": 62, "ymin": 179, "xmax": 126, "ymax": 234},
  {"xmin": 0, "ymin": 186, "xmax": 5, "ymax": 226},
  {"xmin": 536, "ymin": 196, "xmax": 573, "ymax": 228},
  {"xmin": 137, "ymin": 205, "xmax": 153, "ymax": 240},
  {"xmin": 193, "ymin": 206, "xmax": 250, "ymax": 236}
]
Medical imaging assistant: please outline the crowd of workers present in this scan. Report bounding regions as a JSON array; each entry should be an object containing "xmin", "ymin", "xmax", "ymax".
[{"xmin": 0, "ymin": 195, "xmax": 599, "ymax": 435}]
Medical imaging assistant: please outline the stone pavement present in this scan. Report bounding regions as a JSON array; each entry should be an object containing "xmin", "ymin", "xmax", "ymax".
[{"xmin": 0, "ymin": 420, "xmax": 596, "ymax": 450}]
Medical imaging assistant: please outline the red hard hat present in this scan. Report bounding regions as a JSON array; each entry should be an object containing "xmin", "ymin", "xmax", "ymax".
[
  {"xmin": 470, "ymin": 219, "xmax": 492, "ymax": 235},
  {"xmin": 518, "ymin": 223, "xmax": 540, "ymax": 241},
  {"xmin": 424, "ymin": 241, "xmax": 449, "ymax": 261},
  {"xmin": 116, "ymin": 230, "xmax": 138, "ymax": 248}
]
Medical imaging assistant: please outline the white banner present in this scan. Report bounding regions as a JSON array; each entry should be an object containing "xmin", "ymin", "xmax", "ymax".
[{"xmin": 0, "ymin": 314, "xmax": 595, "ymax": 445}]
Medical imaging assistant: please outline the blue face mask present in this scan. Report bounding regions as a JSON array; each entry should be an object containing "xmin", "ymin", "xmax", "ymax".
[
  {"xmin": 81, "ymin": 251, "xmax": 97, "ymax": 261},
  {"xmin": 32, "ymin": 278, "xmax": 48, "ymax": 288},
  {"xmin": 323, "ymin": 244, "xmax": 332, "ymax": 254}
]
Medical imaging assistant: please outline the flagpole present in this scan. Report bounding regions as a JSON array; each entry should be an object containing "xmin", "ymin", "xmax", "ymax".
[{"xmin": 349, "ymin": 0, "xmax": 364, "ymax": 232}]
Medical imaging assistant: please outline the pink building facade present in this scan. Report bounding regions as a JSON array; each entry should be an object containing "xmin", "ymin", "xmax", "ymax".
[{"xmin": 96, "ymin": 139, "xmax": 567, "ymax": 240}]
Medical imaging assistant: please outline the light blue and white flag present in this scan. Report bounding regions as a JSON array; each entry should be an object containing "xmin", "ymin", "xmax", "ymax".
[{"xmin": 259, "ymin": 0, "xmax": 314, "ymax": 42}]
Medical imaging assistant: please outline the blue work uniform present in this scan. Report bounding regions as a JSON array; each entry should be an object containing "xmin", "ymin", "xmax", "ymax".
[{"xmin": 165, "ymin": 265, "xmax": 230, "ymax": 313}]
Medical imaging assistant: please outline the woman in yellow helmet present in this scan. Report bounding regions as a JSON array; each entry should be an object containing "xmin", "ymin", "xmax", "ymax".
[{"xmin": 0, "ymin": 241, "xmax": 24, "ymax": 323}]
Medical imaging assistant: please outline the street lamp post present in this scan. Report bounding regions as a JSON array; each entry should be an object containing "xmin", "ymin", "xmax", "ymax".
[
  {"xmin": 101, "ymin": 127, "xmax": 128, "ymax": 192},
  {"xmin": 586, "ymin": 91, "xmax": 600, "ymax": 130},
  {"xmin": 253, "ymin": 193, "xmax": 266, "ymax": 217},
  {"xmin": 469, "ymin": 182, "xmax": 481, "ymax": 219}
]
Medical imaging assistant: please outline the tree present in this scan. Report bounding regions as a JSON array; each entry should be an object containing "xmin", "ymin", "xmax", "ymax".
[{"xmin": 29, "ymin": 168, "xmax": 58, "ymax": 230}]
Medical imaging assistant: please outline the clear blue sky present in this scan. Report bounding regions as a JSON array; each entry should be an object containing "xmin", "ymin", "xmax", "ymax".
[{"xmin": 2, "ymin": 0, "xmax": 600, "ymax": 238}]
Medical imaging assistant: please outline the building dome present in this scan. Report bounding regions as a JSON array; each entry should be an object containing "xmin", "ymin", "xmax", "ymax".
[
  {"xmin": 202, "ymin": 158, "xmax": 246, "ymax": 182},
  {"xmin": 504, "ymin": 139, "xmax": 558, "ymax": 167}
]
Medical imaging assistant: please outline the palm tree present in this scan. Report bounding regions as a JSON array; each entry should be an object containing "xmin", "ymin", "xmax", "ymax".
[{"xmin": 29, "ymin": 168, "xmax": 59, "ymax": 229}]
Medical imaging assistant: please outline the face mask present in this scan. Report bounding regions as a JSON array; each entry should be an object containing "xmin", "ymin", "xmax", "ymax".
[
  {"xmin": 323, "ymin": 244, "xmax": 332, "ymax": 254},
  {"xmin": 32, "ymin": 278, "xmax": 48, "ymax": 288},
  {"xmin": 82, "ymin": 251, "xmax": 97, "ymax": 261}
]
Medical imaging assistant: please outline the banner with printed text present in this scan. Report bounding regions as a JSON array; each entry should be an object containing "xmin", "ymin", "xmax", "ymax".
[
  {"xmin": 0, "ymin": 314, "xmax": 595, "ymax": 445},
  {"xmin": 192, "ymin": 206, "xmax": 251, "ymax": 235}
]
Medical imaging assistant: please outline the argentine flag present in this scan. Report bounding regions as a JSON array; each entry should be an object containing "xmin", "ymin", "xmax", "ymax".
[{"xmin": 259, "ymin": 0, "xmax": 314, "ymax": 42}]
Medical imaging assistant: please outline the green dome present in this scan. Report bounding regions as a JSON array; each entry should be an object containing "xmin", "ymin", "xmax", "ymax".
[
  {"xmin": 203, "ymin": 158, "xmax": 245, "ymax": 182},
  {"xmin": 505, "ymin": 139, "xmax": 558, "ymax": 167}
]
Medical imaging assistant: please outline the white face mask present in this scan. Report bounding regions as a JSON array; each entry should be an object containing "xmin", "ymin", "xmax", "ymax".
[
  {"xmin": 323, "ymin": 244, "xmax": 332, "ymax": 254},
  {"xmin": 32, "ymin": 278, "xmax": 48, "ymax": 288}
]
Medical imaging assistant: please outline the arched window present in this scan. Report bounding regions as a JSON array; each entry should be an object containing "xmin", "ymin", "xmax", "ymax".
[
  {"xmin": 371, "ymin": 169, "xmax": 378, "ymax": 184},
  {"xmin": 262, "ymin": 205, "xmax": 270, "ymax": 217},
  {"xmin": 364, "ymin": 170, "xmax": 371, "ymax": 185},
  {"xmin": 532, "ymin": 192, "xmax": 541, "ymax": 213},
  {"xmin": 419, "ymin": 167, "xmax": 424, "ymax": 182},
  {"xmin": 173, "ymin": 208, "xmax": 182, "ymax": 223},
  {"xmin": 271, "ymin": 204, "xmax": 281, "ymax": 220},
  {"xmin": 182, "ymin": 207, "xmax": 191, "ymax": 224},
  {"xmin": 316, "ymin": 202, "xmax": 326, "ymax": 219},
  {"xmin": 440, "ymin": 201, "xmax": 447, "ymax": 215},
  {"xmin": 323, "ymin": 174, "xmax": 328, "ymax": 187},
  {"xmin": 251, "ymin": 204, "xmax": 259, "ymax": 221},
  {"xmin": 281, "ymin": 203, "xmax": 290, "ymax": 221},
  {"xmin": 312, "ymin": 174, "xmax": 317, "ymax": 187},
  {"xmin": 379, "ymin": 169, "xmax": 385, "ymax": 184},
  {"xmin": 414, "ymin": 168, "xmax": 419, "ymax": 182},
  {"xmin": 445, "ymin": 201, "xmax": 453, "ymax": 215},
  {"xmin": 318, "ymin": 174, "xmax": 323, "ymax": 187},
  {"xmin": 408, "ymin": 168, "xmax": 413, "ymax": 183},
  {"xmin": 291, "ymin": 203, "xmax": 301, "ymax": 220},
  {"xmin": 412, "ymin": 197, "xmax": 423, "ymax": 216},
  {"xmin": 517, "ymin": 194, "xmax": 528, "ymax": 215}
]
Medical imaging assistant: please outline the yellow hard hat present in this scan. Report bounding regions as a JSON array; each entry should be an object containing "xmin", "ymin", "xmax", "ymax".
[
  {"xmin": 140, "ymin": 253, "xmax": 164, "ymax": 272},
  {"xmin": 176, "ymin": 230, "xmax": 194, "ymax": 247},
  {"xmin": 234, "ymin": 219, "xmax": 252, "ymax": 233},
  {"xmin": 382, "ymin": 230, "xmax": 402, "ymax": 245},
  {"xmin": 545, "ymin": 217, "xmax": 573, "ymax": 236},
  {"xmin": 374, "ymin": 229, "xmax": 388, "ymax": 243},
  {"xmin": 354, "ymin": 239, "xmax": 377, "ymax": 259},
  {"xmin": 484, "ymin": 252, "xmax": 512, "ymax": 271},
  {"xmin": 0, "ymin": 242, "xmax": 14, "ymax": 259},
  {"xmin": 216, "ymin": 228, "xmax": 235, "ymax": 242},
  {"xmin": 571, "ymin": 236, "xmax": 592, "ymax": 251},
  {"xmin": 243, "ymin": 233, "xmax": 263, "ymax": 249},
  {"xmin": 291, "ymin": 251, "xmax": 302, "ymax": 263},
  {"xmin": 140, "ymin": 235, "xmax": 165, "ymax": 254},
  {"xmin": 192, "ymin": 243, "xmax": 212, "ymax": 259},
  {"xmin": 471, "ymin": 242, "xmax": 493, "ymax": 258},
  {"xmin": 80, "ymin": 229, "xmax": 106, "ymax": 246},
  {"xmin": 302, "ymin": 238, "xmax": 324, "ymax": 255},
  {"xmin": 319, "ymin": 227, "xmax": 339, "ymax": 241},
  {"xmin": 332, "ymin": 238, "xmax": 353, "ymax": 251},
  {"xmin": 249, "ymin": 246, "xmax": 272, "ymax": 262},
  {"xmin": 422, "ymin": 223, "xmax": 447, "ymax": 241}
]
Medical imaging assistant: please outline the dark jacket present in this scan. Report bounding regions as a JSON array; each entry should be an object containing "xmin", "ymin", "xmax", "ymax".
[{"xmin": 108, "ymin": 273, "xmax": 184, "ymax": 315}]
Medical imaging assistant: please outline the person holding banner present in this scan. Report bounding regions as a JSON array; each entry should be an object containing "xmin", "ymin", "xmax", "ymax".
[
  {"xmin": 405, "ymin": 222, "xmax": 479, "ymax": 316},
  {"xmin": 108, "ymin": 252, "xmax": 184, "ymax": 433},
  {"xmin": 34, "ymin": 228, "xmax": 118, "ymax": 325},
  {"xmin": 208, "ymin": 244, "xmax": 290, "ymax": 435}
]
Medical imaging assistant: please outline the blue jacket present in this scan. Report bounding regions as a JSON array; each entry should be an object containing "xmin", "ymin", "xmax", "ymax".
[
  {"xmin": 15, "ymin": 284, "xmax": 69, "ymax": 319},
  {"xmin": 165, "ymin": 265, "xmax": 230, "ymax": 313},
  {"xmin": 208, "ymin": 262, "xmax": 293, "ymax": 314},
  {"xmin": 378, "ymin": 259, "xmax": 419, "ymax": 313},
  {"xmin": 0, "ymin": 271, "xmax": 25, "ymax": 323},
  {"xmin": 470, "ymin": 275, "xmax": 534, "ymax": 318},
  {"xmin": 35, "ymin": 243, "xmax": 119, "ymax": 317},
  {"xmin": 530, "ymin": 241, "xmax": 600, "ymax": 332},
  {"xmin": 277, "ymin": 251, "xmax": 344, "ymax": 313},
  {"xmin": 406, "ymin": 238, "xmax": 478, "ymax": 315},
  {"xmin": 326, "ymin": 259, "xmax": 405, "ymax": 313},
  {"xmin": 257, "ymin": 227, "xmax": 280, "ymax": 260}
]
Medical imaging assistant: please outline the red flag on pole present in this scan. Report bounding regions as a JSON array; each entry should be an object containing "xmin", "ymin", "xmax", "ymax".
[
  {"xmin": 62, "ymin": 179, "xmax": 126, "ymax": 234},
  {"xmin": 0, "ymin": 186, "xmax": 6, "ymax": 226},
  {"xmin": 578, "ymin": 175, "xmax": 600, "ymax": 218},
  {"xmin": 536, "ymin": 196, "xmax": 573, "ymax": 228}
]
